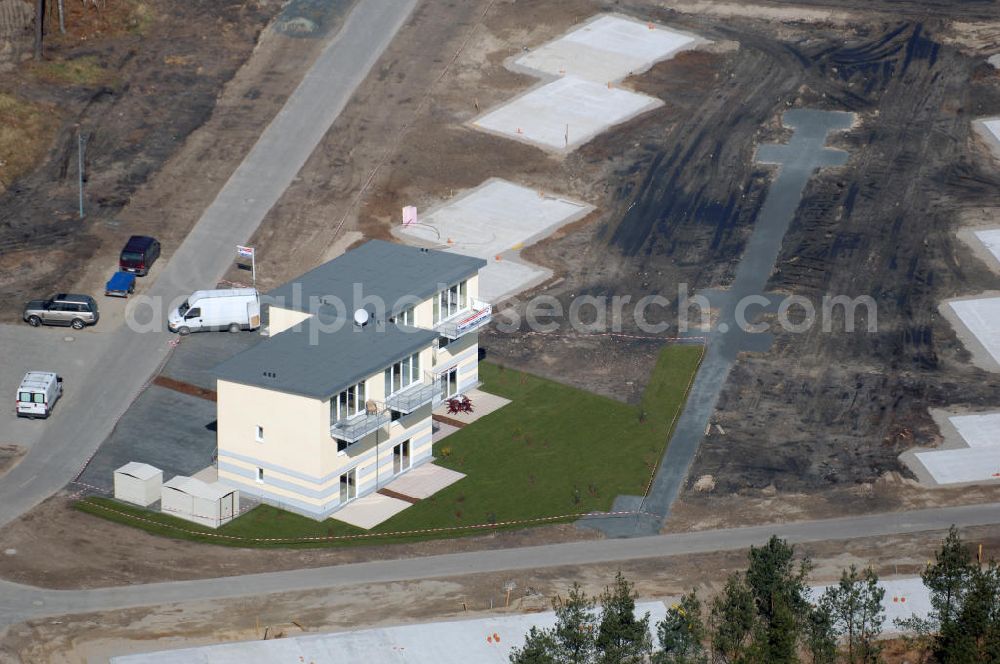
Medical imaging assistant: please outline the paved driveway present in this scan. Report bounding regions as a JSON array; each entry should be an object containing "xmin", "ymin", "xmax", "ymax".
[
  {"xmin": 0, "ymin": 324, "xmax": 107, "ymax": 451},
  {"xmin": 0, "ymin": 0, "xmax": 418, "ymax": 529}
]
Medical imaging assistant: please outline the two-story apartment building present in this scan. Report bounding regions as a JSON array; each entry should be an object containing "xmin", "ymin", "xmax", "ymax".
[{"xmin": 212, "ymin": 241, "xmax": 490, "ymax": 520}]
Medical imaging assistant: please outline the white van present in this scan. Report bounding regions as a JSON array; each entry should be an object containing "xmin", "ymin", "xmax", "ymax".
[
  {"xmin": 16, "ymin": 371, "xmax": 62, "ymax": 419},
  {"xmin": 168, "ymin": 289, "xmax": 261, "ymax": 335}
]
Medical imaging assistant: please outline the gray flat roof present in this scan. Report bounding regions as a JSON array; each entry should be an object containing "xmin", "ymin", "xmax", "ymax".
[
  {"xmin": 214, "ymin": 320, "xmax": 438, "ymax": 400},
  {"xmin": 267, "ymin": 240, "xmax": 486, "ymax": 316}
]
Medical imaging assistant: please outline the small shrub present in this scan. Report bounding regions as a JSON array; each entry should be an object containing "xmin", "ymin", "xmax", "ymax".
[{"xmin": 440, "ymin": 446, "xmax": 452, "ymax": 458}]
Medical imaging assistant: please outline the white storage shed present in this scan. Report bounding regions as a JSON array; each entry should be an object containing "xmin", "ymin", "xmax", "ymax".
[
  {"xmin": 161, "ymin": 476, "xmax": 239, "ymax": 529},
  {"xmin": 113, "ymin": 462, "xmax": 163, "ymax": 507}
]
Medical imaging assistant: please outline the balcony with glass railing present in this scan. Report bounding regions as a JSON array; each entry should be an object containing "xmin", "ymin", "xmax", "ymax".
[
  {"xmin": 330, "ymin": 411, "xmax": 390, "ymax": 443},
  {"xmin": 385, "ymin": 381, "xmax": 440, "ymax": 414},
  {"xmin": 434, "ymin": 299, "xmax": 492, "ymax": 339}
]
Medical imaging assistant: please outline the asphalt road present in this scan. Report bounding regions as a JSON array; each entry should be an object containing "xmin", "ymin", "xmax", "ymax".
[
  {"xmin": 2, "ymin": 501, "xmax": 998, "ymax": 627},
  {"xmin": 0, "ymin": 0, "xmax": 417, "ymax": 529}
]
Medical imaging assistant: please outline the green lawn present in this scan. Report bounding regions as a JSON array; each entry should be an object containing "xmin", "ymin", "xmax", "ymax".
[{"xmin": 76, "ymin": 344, "xmax": 704, "ymax": 548}]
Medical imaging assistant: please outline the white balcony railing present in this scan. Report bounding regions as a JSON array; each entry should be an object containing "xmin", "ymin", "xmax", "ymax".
[
  {"xmin": 385, "ymin": 382, "xmax": 440, "ymax": 414},
  {"xmin": 330, "ymin": 411, "xmax": 390, "ymax": 443},
  {"xmin": 434, "ymin": 299, "xmax": 492, "ymax": 339}
]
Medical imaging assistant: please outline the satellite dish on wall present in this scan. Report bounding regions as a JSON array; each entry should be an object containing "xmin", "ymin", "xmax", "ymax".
[{"xmin": 354, "ymin": 308, "xmax": 370, "ymax": 327}]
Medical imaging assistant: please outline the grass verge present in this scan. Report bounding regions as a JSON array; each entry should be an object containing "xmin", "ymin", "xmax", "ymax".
[
  {"xmin": 28, "ymin": 55, "xmax": 113, "ymax": 87},
  {"xmin": 0, "ymin": 93, "xmax": 60, "ymax": 192},
  {"xmin": 75, "ymin": 345, "xmax": 705, "ymax": 548}
]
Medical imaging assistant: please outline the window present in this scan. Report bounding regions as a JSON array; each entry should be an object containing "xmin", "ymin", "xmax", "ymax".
[
  {"xmin": 384, "ymin": 352, "xmax": 420, "ymax": 396},
  {"xmin": 434, "ymin": 280, "xmax": 468, "ymax": 323},
  {"xmin": 255, "ymin": 426, "xmax": 264, "ymax": 441},
  {"xmin": 441, "ymin": 367, "xmax": 458, "ymax": 398},
  {"xmin": 17, "ymin": 392, "xmax": 30, "ymax": 403},
  {"xmin": 332, "ymin": 382, "xmax": 366, "ymax": 422},
  {"xmin": 256, "ymin": 467, "xmax": 264, "ymax": 483},
  {"xmin": 184, "ymin": 307, "xmax": 201, "ymax": 319},
  {"xmin": 390, "ymin": 306, "xmax": 415, "ymax": 326},
  {"xmin": 33, "ymin": 393, "xmax": 45, "ymax": 404},
  {"xmin": 340, "ymin": 468, "xmax": 356, "ymax": 504}
]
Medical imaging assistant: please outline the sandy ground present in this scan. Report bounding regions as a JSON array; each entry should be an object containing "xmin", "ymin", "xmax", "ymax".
[
  {"xmin": 0, "ymin": 495, "xmax": 597, "ymax": 590},
  {"xmin": 3, "ymin": 526, "xmax": 1000, "ymax": 663},
  {"xmin": 666, "ymin": 472, "xmax": 1000, "ymax": 532},
  {"xmin": 0, "ymin": 0, "xmax": 999, "ymax": 639}
]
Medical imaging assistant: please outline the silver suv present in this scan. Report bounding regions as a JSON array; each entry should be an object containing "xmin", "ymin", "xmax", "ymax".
[{"xmin": 23, "ymin": 294, "xmax": 99, "ymax": 329}]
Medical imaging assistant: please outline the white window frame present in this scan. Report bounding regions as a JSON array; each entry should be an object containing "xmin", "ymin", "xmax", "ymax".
[
  {"xmin": 384, "ymin": 352, "xmax": 420, "ymax": 397},
  {"xmin": 255, "ymin": 425, "xmax": 264, "ymax": 442},
  {"xmin": 340, "ymin": 468, "xmax": 357, "ymax": 504},
  {"xmin": 391, "ymin": 306, "xmax": 415, "ymax": 326},
  {"xmin": 434, "ymin": 280, "xmax": 468, "ymax": 323},
  {"xmin": 332, "ymin": 381, "xmax": 366, "ymax": 422},
  {"xmin": 256, "ymin": 467, "xmax": 265, "ymax": 483}
]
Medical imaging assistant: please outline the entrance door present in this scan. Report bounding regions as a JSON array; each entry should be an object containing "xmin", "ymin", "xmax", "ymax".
[
  {"xmin": 221, "ymin": 492, "xmax": 235, "ymax": 522},
  {"xmin": 340, "ymin": 468, "xmax": 356, "ymax": 504},
  {"xmin": 393, "ymin": 440, "xmax": 411, "ymax": 475}
]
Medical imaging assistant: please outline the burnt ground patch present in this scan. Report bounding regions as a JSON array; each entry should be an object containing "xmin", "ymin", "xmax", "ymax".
[
  {"xmin": 485, "ymin": 7, "xmax": 1000, "ymax": 522},
  {"xmin": 676, "ymin": 19, "xmax": 1000, "ymax": 511},
  {"xmin": 0, "ymin": 0, "xmax": 280, "ymax": 318}
]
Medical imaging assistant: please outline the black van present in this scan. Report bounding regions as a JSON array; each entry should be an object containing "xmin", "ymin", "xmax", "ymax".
[{"xmin": 119, "ymin": 235, "xmax": 161, "ymax": 276}]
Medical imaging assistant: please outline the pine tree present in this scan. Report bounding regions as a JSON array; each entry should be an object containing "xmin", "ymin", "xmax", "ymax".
[
  {"xmin": 744, "ymin": 536, "xmax": 813, "ymax": 663},
  {"xmin": 821, "ymin": 565, "xmax": 885, "ymax": 663},
  {"xmin": 945, "ymin": 562, "xmax": 1000, "ymax": 663},
  {"xmin": 922, "ymin": 526, "xmax": 976, "ymax": 660},
  {"xmin": 653, "ymin": 591, "xmax": 708, "ymax": 664},
  {"xmin": 595, "ymin": 572, "xmax": 652, "ymax": 664},
  {"xmin": 709, "ymin": 573, "xmax": 756, "ymax": 663},
  {"xmin": 804, "ymin": 601, "xmax": 838, "ymax": 664},
  {"xmin": 510, "ymin": 626, "xmax": 559, "ymax": 664},
  {"xmin": 552, "ymin": 583, "xmax": 598, "ymax": 664}
]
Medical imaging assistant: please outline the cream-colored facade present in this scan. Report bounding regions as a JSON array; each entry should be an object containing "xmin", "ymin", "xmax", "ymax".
[{"xmin": 215, "ymin": 243, "xmax": 489, "ymax": 520}]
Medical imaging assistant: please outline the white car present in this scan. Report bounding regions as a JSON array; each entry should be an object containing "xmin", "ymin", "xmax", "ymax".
[{"xmin": 16, "ymin": 371, "xmax": 63, "ymax": 419}]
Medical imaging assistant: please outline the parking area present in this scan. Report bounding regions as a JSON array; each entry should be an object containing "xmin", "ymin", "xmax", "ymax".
[
  {"xmin": 0, "ymin": 323, "xmax": 107, "ymax": 451},
  {"xmin": 76, "ymin": 331, "xmax": 262, "ymax": 492}
]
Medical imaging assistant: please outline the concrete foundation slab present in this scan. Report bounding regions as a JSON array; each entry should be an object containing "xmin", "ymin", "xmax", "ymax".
[
  {"xmin": 950, "ymin": 412, "xmax": 1000, "ymax": 448},
  {"xmin": 473, "ymin": 76, "xmax": 661, "ymax": 152},
  {"xmin": 811, "ymin": 577, "xmax": 929, "ymax": 633},
  {"xmin": 383, "ymin": 463, "xmax": 465, "ymax": 500},
  {"xmin": 900, "ymin": 409, "xmax": 1000, "ymax": 486},
  {"xmin": 944, "ymin": 296, "xmax": 1000, "ymax": 369},
  {"xmin": 973, "ymin": 228, "xmax": 1000, "ymax": 267},
  {"xmin": 329, "ymin": 493, "xmax": 410, "ymax": 530},
  {"xmin": 111, "ymin": 602, "xmax": 669, "ymax": 663},
  {"xmin": 514, "ymin": 14, "xmax": 699, "ymax": 84},
  {"xmin": 397, "ymin": 179, "xmax": 593, "ymax": 302},
  {"xmin": 984, "ymin": 117, "xmax": 1000, "ymax": 143},
  {"xmin": 915, "ymin": 447, "xmax": 1000, "ymax": 484}
]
